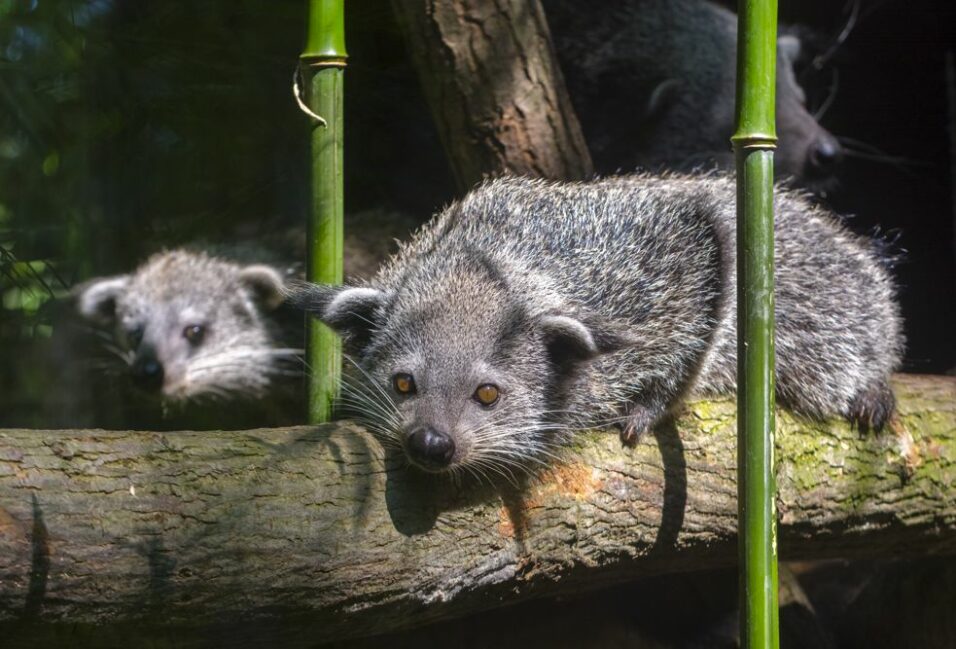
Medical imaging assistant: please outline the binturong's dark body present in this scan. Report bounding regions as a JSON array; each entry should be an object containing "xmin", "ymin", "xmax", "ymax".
[
  {"xmin": 295, "ymin": 175, "xmax": 903, "ymax": 475},
  {"xmin": 544, "ymin": 0, "xmax": 843, "ymax": 191}
]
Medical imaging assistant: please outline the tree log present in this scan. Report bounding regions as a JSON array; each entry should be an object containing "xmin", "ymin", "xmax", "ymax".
[
  {"xmin": 1, "ymin": 374, "xmax": 955, "ymax": 648},
  {"xmin": 391, "ymin": 0, "xmax": 593, "ymax": 189}
]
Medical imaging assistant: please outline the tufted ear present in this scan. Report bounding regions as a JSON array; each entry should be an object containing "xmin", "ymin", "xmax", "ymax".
[
  {"xmin": 287, "ymin": 282, "xmax": 386, "ymax": 347},
  {"xmin": 239, "ymin": 264, "xmax": 287, "ymax": 311},
  {"xmin": 76, "ymin": 275, "xmax": 130, "ymax": 325},
  {"xmin": 537, "ymin": 313, "xmax": 632, "ymax": 370}
]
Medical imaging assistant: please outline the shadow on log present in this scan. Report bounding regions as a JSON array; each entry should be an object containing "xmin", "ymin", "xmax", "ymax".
[{"xmin": 0, "ymin": 375, "xmax": 954, "ymax": 648}]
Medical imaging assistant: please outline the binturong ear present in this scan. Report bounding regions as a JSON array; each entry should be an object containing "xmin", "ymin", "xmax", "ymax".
[
  {"xmin": 777, "ymin": 34, "xmax": 802, "ymax": 64},
  {"xmin": 644, "ymin": 78, "xmax": 682, "ymax": 121},
  {"xmin": 76, "ymin": 275, "xmax": 130, "ymax": 325},
  {"xmin": 239, "ymin": 265, "xmax": 287, "ymax": 311},
  {"xmin": 286, "ymin": 282, "xmax": 386, "ymax": 348},
  {"xmin": 538, "ymin": 313, "xmax": 632, "ymax": 370}
]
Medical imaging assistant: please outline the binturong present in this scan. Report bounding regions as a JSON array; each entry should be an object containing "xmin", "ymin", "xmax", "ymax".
[
  {"xmin": 292, "ymin": 175, "xmax": 903, "ymax": 476},
  {"xmin": 544, "ymin": 0, "xmax": 843, "ymax": 192},
  {"xmin": 77, "ymin": 249, "xmax": 300, "ymax": 413}
]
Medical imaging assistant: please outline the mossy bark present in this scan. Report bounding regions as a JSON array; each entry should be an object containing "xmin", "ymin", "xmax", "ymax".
[
  {"xmin": 390, "ymin": 0, "xmax": 593, "ymax": 190},
  {"xmin": 1, "ymin": 375, "xmax": 954, "ymax": 647}
]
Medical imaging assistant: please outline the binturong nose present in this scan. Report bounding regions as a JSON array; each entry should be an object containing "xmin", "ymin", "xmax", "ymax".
[
  {"xmin": 131, "ymin": 353, "xmax": 164, "ymax": 392},
  {"xmin": 807, "ymin": 133, "xmax": 843, "ymax": 174},
  {"xmin": 405, "ymin": 427, "xmax": 455, "ymax": 471}
]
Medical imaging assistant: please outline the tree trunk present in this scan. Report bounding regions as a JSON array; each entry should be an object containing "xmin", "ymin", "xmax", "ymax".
[
  {"xmin": 391, "ymin": 0, "xmax": 593, "ymax": 190},
  {"xmin": 1, "ymin": 375, "xmax": 955, "ymax": 648}
]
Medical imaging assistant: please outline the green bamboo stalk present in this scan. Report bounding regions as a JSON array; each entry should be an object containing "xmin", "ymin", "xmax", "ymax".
[
  {"xmin": 731, "ymin": 1, "xmax": 780, "ymax": 648},
  {"xmin": 301, "ymin": 0, "xmax": 346, "ymax": 423}
]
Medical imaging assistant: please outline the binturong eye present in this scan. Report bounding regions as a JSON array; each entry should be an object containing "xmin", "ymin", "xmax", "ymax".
[
  {"xmin": 473, "ymin": 383, "xmax": 500, "ymax": 407},
  {"xmin": 126, "ymin": 325, "xmax": 144, "ymax": 349},
  {"xmin": 183, "ymin": 324, "xmax": 206, "ymax": 345},
  {"xmin": 393, "ymin": 373, "xmax": 416, "ymax": 395}
]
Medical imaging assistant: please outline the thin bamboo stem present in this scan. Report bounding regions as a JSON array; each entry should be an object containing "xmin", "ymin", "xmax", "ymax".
[
  {"xmin": 732, "ymin": 0, "xmax": 780, "ymax": 647},
  {"xmin": 302, "ymin": 0, "xmax": 346, "ymax": 423}
]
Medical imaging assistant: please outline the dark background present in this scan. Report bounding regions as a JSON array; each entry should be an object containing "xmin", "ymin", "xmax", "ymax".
[
  {"xmin": 771, "ymin": 0, "xmax": 956, "ymax": 374},
  {"xmin": 0, "ymin": 0, "xmax": 953, "ymax": 428}
]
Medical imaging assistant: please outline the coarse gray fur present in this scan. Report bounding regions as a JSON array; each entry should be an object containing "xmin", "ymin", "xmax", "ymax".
[
  {"xmin": 77, "ymin": 249, "xmax": 300, "ymax": 409},
  {"xmin": 293, "ymin": 174, "xmax": 903, "ymax": 477},
  {"xmin": 544, "ymin": 0, "xmax": 843, "ymax": 190}
]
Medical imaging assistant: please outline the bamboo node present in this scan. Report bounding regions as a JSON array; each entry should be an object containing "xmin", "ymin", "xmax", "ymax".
[
  {"xmin": 300, "ymin": 55, "xmax": 348, "ymax": 68},
  {"xmin": 731, "ymin": 133, "xmax": 778, "ymax": 151}
]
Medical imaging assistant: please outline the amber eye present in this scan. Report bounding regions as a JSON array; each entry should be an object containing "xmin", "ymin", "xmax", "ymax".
[
  {"xmin": 474, "ymin": 384, "xmax": 500, "ymax": 407},
  {"xmin": 393, "ymin": 373, "xmax": 416, "ymax": 395},
  {"xmin": 183, "ymin": 324, "xmax": 206, "ymax": 345}
]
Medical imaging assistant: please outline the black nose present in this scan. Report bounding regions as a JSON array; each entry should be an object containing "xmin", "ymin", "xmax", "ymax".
[
  {"xmin": 808, "ymin": 135, "xmax": 843, "ymax": 173},
  {"xmin": 131, "ymin": 356, "xmax": 164, "ymax": 392},
  {"xmin": 405, "ymin": 428, "xmax": 455, "ymax": 470}
]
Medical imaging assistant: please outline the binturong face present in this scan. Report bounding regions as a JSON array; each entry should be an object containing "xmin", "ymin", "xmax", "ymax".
[
  {"xmin": 77, "ymin": 251, "xmax": 292, "ymax": 405},
  {"xmin": 773, "ymin": 34, "xmax": 843, "ymax": 190},
  {"xmin": 292, "ymin": 261, "xmax": 628, "ymax": 477}
]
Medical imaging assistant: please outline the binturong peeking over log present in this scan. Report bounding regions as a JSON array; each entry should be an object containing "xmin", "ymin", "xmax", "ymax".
[
  {"xmin": 291, "ymin": 174, "xmax": 903, "ymax": 476},
  {"xmin": 75, "ymin": 249, "xmax": 303, "ymax": 429},
  {"xmin": 70, "ymin": 209, "xmax": 422, "ymax": 430}
]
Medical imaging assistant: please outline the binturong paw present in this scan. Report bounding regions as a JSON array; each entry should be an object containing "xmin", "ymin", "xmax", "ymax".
[
  {"xmin": 618, "ymin": 404, "xmax": 660, "ymax": 447},
  {"xmin": 847, "ymin": 380, "xmax": 896, "ymax": 433}
]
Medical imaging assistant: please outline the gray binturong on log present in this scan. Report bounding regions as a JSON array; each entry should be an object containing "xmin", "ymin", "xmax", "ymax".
[{"xmin": 1, "ymin": 375, "xmax": 955, "ymax": 648}]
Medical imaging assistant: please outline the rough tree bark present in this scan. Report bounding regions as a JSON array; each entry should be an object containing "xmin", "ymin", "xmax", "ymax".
[
  {"xmin": 391, "ymin": 0, "xmax": 593, "ymax": 189},
  {"xmin": 1, "ymin": 375, "xmax": 955, "ymax": 648}
]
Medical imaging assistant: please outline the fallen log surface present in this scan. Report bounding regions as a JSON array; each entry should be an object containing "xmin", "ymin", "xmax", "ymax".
[{"xmin": 1, "ymin": 375, "xmax": 954, "ymax": 648}]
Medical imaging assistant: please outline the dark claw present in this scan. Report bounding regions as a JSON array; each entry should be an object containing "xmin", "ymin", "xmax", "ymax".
[
  {"xmin": 619, "ymin": 423, "xmax": 640, "ymax": 447},
  {"xmin": 848, "ymin": 381, "xmax": 896, "ymax": 433},
  {"xmin": 618, "ymin": 405, "xmax": 656, "ymax": 447}
]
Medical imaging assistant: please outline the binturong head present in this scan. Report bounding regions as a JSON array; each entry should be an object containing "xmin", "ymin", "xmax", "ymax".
[
  {"xmin": 77, "ymin": 250, "xmax": 293, "ymax": 406},
  {"xmin": 773, "ymin": 34, "xmax": 844, "ymax": 188},
  {"xmin": 290, "ymin": 256, "xmax": 630, "ymax": 477}
]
